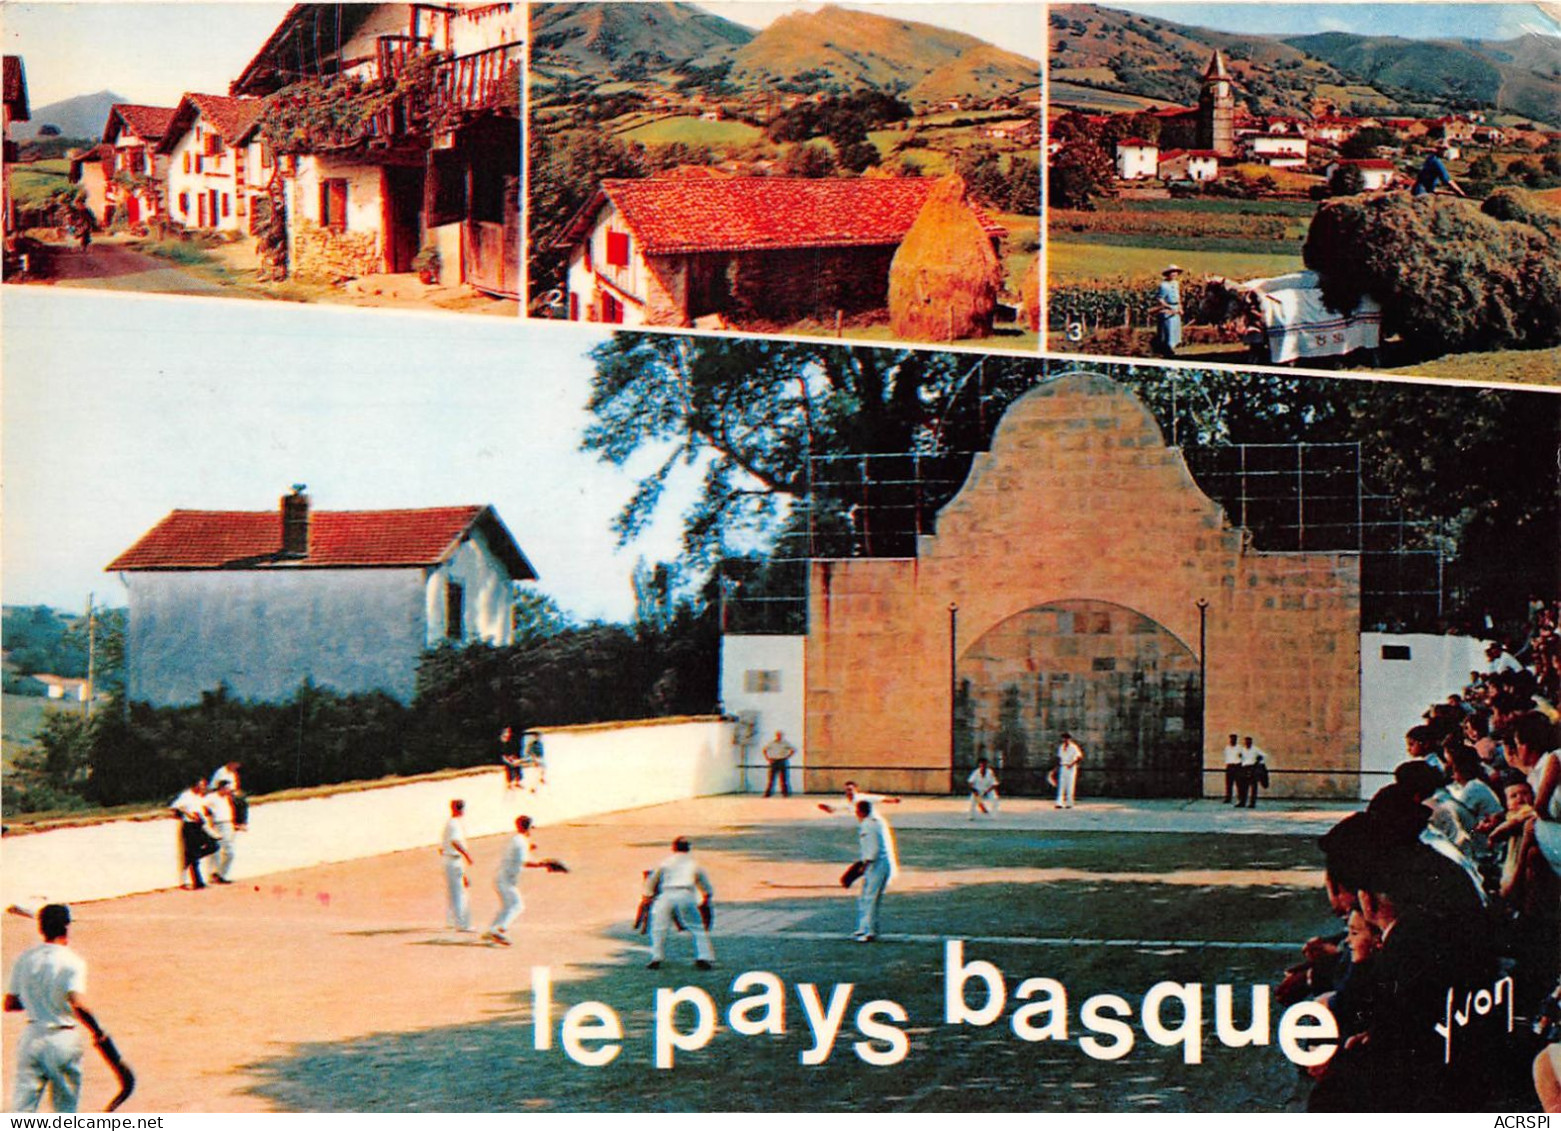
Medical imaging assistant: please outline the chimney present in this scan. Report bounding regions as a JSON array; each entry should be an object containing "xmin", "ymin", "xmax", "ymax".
[{"xmin": 280, "ymin": 485, "xmax": 310, "ymax": 557}]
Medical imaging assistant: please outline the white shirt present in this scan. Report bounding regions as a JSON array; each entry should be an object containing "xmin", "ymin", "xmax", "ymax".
[
  {"xmin": 7, "ymin": 942, "xmax": 87, "ymax": 1028},
  {"xmin": 496, "ymin": 834, "xmax": 530, "ymax": 887},
  {"xmin": 763, "ymin": 737, "xmax": 796, "ymax": 764},
  {"xmin": 1223, "ymin": 743, "xmax": 1242, "ymax": 767},
  {"xmin": 171, "ymin": 788, "xmax": 206, "ymax": 822},
  {"xmin": 649, "ymin": 853, "xmax": 713, "ymax": 896},
  {"xmin": 203, "ymin": 792, "xmax": 235, "ymax": 825},
  {"xmin": 1058, "ymin": 740, "xmax": 1084, "ymax": 768},
  {"xmin": 440, "ymin": 818, "xmax": 468, "ymax": 859},
  {"xmin": 209, "ymin": 766, "xmax": 239, "ymax": 792},
  {"xmin": 968, "ymin": 767, "xmax": 998, "ymax": 794},
  {"xmin": 1239, "ymin": 744, "xmax": 1263, "ymax": 767},
  {"xmin": 858, "ymin": 814, "xmax": 899, "ymax": 879}
]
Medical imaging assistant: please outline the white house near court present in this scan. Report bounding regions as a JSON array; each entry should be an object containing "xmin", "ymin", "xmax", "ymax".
[{"xmin": 107, "ymin": 489, "xmax": 536, "ymax": 705}]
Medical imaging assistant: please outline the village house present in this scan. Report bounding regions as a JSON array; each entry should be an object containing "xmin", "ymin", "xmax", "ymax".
[
  {"xmin": 32, "ymin": 675, "xmax": 93, "ymax": 703},
  {"xmin": 1308, "ymin": 117, "xmax": 1359, "ymax": 145},
  {"xmin": 1325, "ymin": 158, "xmax": 1398, "ymax": 192},
  {"xmin": 1114, "ymin": 137, "xmax": 1158, "ymax": 180},
  {"xmin": 1244, "ymin": 133, "xmax": 1309, "ymax": 167},
  {"xmin": 1157, "ymin": 148, "xmax": 1219, "ymax": 182},
  {"xmin": 98, "ymin": 103, "xmax": 176, "ymax": 227},
  {"xmin": 229, "ymin": 2, "xmax": 522, "ymax": 296},
  {"xmin": 159, "ymin": 93, "xmax": 267, "ymax": 232},
  {"xmin": 553, "ymin": 175, "xmax": 1007, "ymax": 328},
  {"xmin": 3, "ymin": 56, "xmax": 29, "ymax": 237},
  {"xmin": 68, "ymin": 145, "xmax": 114, "ymax": 226},
  {"xmin": 106, "ymin": 489, "xmax": 536, "ymax": 706}
]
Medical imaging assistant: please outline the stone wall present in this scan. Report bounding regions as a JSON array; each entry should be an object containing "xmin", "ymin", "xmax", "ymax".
[
  {"xmin": 805, "ymin": 372, "xmax": 1362, "ymax": 799},
  {"xmin": 292, "ymin": 216, "xmax": 381, "ymax": 284}
]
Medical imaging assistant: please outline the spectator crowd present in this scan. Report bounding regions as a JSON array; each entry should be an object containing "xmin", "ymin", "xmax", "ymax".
[{"xmin": 1284, "ymin": 601, "xmax": 1561, "ymax": 1112}]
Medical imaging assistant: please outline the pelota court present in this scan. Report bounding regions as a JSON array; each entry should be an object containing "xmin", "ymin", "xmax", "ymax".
[{"xmin": 2, "ymin": 795, "xmax": 1359, "ymax": 1112}]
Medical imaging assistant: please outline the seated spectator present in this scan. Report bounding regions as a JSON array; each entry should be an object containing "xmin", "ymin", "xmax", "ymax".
[
  {"xmin": 1401, "ymin": 724, "xmax": 1446, "ymax": 779},
  {"xmin": 1444, "ymin": 745, "xmax": 1504, "ymax": 866}
]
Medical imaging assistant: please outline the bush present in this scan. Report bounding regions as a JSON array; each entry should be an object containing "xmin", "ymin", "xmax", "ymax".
[{"xmin": 1303, "ymin": 190, "xmax": 1561, "ymax": 357}]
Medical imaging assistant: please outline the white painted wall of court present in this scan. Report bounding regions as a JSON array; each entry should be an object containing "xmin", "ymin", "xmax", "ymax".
[{"xmin": 2, "ymin": 717, "xmax": 736, "ymax": 906}]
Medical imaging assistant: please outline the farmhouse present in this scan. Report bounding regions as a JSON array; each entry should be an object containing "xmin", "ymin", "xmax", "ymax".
[
  {"xmin": 1114, "ymin": 137, "xmax": 1158, "ymax": 180},
  {"xmin": 1244, "ymin": 133, "xmax": 1309, "ymax": 167},
  {"xmin": 106, "ymin": 490, "xmax": 536, "ymax": 706},
  {"xmin": 554, "ymin": 176, "xmax": 1007, "ymax": 328},
  {"xmin": 99, "ymin": 103, "xmax": 177, "ymax": 227},
  {"xmin": 229, "ymin": 2, "xmax": 521, "ymax": 295},
  {"xmin": 1157, "ymin": 149, "xmax": 1219, "ymax": 182},
  {"xmin": 1325, "ymin": 159, "xmax": 1397, "ymax": 192},
  {"xmin": 158, "ymin": 94, "xmax": 265, "ymax": 232},
  {"xmin": 3, "ymin": 55, "xmax": 28, "ymax": 236}
]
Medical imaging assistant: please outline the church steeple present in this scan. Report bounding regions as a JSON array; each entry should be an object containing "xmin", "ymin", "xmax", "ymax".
[{"xmin": 1197, "ymin": 50, "xmax": 1236, "ymax": 157}]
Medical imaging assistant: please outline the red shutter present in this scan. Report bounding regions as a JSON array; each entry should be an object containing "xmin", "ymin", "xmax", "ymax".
[{"xmin": 605, "ymin": 230, "xmax": 630, "ymax": 268}]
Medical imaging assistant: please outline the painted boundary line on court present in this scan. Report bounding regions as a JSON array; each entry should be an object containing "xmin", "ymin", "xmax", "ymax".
[{"xmin": 749, "ymin": 930, "xmax": 1297, "ymax": 950}]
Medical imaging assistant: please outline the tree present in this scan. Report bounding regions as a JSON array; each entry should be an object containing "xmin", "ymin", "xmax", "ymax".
[
  {"xmin": 779, "ymin": 142, "xmax": 836, "ymax": 178},
  {"xmin": 1049, "ymin": 136, "xmax": 1115, "ymax": 210},
  {"xmin": 1340, "ymin": 126, "xmax": 1399, "ymax": 160},
  {"xmin": 1330, "ymin": 162, "xmax": 1367, "ymax": 196},
  {"xmin": 582, "ymin": 335, "xmax": 1042, "ymax": 566},
  {"xmin": 837, "ymin": 140, "xmax": 881, "ymax": 174},
  {"xmin": 527, "ymin": 124, "xmax": 648, "ymax": 300}
]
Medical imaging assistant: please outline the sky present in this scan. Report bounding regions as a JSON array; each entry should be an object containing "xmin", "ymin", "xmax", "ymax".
[
  {"xmin": 1, "ymin": 2, "xmax": 293, "ymax": 110},
  {"xmin": 0, "ymin": 292, "xmax": 702, "ymax": 623},
  {"xmin": 2, "ymin": 0, "xmax": 1044, "ymax": 113},
  {"xmin": 1107, "ymin": 2, "xmax": 1561, "ymax": 41}
]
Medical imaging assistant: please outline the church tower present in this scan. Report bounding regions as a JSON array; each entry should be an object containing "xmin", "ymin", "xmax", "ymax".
[{"xmin": 1197, "ymin": 50, "xmax": 1236, "ymax": 157}]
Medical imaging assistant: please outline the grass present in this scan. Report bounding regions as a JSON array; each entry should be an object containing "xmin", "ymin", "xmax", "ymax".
[
  {"xmin": 618, "ymin": 115, "xmax": 764, "ymax": 148},
  {"xmin": 1048, "ymin": 241, "xmax": 1305, "ymax": 285},
  {"xmin": 1379, "ymin": 345, "xmax": 1561, "ymax": 386},
  {"xmin": 242, "ymin": 824, "xmax": 1336, "ymax": 1112},
  {"xmin": 2, "ymin": 692, "xmax": 65, "ymax": 771},
  {"xmin": 9, "ymin": 165, "xmax": 71, "ymax": 208}
]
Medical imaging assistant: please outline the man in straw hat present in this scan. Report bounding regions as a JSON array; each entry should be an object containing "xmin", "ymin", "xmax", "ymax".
[{"xmin": 1152, "ymin": 264, "xmax": 1184, "ymax": 359}]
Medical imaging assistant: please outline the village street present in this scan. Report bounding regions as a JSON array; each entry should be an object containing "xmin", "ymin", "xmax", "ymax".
[{"xmin": 33, "ymin": 236, "xmax": 243, "ymax": 298}]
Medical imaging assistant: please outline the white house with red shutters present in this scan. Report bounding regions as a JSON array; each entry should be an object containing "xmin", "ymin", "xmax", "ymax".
[
  {"xmin": 100, "ymin": 103, "xmax": 176, "ymax": 226},
  {"xmin": 1157, "ymin": 148, "xmax": 1219, "ymax": 182},
  {"xmin": 553, "ymin": 174, "xmax": 1007, "ymax": 327},
  {"xmin": 159, "ymin": 93, "xmax": 268, "ymax": 231},
  {"xmin": 106, "ymin": 489, "xmax": 536, "ymax": 705}
]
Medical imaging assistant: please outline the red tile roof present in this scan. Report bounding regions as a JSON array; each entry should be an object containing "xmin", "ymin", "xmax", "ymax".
[
  {"xmin": 558, "ymin": 177, "xmax": 1008, "ymax": 256},
  {"xmin": 3, "ymin": 56, "xmax": 28, "ymax": 119},
  {"xmin": 68, "ymin": 143, "xmax": 114, "ymax": 178},
  {"xmin": 104, "ymin": 104, "xmax": 177, "ymax": 144},
  {"xmin": 107, "ymin": 505, "xmax": 536, "ymax": 578},
  {"xmin": 157, "ymin": 93, "xmax": 263, "ymax": 153}
]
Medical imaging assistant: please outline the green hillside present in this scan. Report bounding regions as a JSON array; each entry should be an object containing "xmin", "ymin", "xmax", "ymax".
[{"xmin": 907, "ymin": 43, "xmax": 1040, "ymax": 106}]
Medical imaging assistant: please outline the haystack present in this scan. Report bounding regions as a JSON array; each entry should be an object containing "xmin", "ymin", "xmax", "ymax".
[
  {"xmin": 888, "ymin": 175, "xmax": 1001, "ymax": 342},
  {"xmin": 1303, "ymin": 189, "xmax": 1561, "ymax": 357},
  {"xmin": 1019, "ymin": 252, "xmax": 1041, "ymax": 332}
]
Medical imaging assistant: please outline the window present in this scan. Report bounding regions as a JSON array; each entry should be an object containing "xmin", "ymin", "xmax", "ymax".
[
  {"xmin": 195, "ymin": 154, "xmax": 203, "ymax": 174},
  {"xmin": 605, "ymin": 230, "xmax": 630, "ymax": 268},
  {"xmin": 445, "ymin": 581, "xmax": 465, "ymax": 641},
  {"xmin": 1381, "ymin": 645, "xmax": 1412, "ymax": 661},
  {"xmin": 319, "ymin": 178, "xmax": 348, "ymax": 233},
  {"xmin": 204, "ymin": 133, "xmax": 221, "ymax": 157},
  {"xmin": 221, "ymin": 193, "xmax": 231, "ymax": 218},
  {"xmin": 744, "ymin": 670, "xmax": 781, "ymax": 693},
  {"xmin": 178, "ymin": 192, "xmax": 189, "ymax": 214},
  {"xmin": 183, "ymin": 152, "xmax": 191, "ymax": 174},
  {"xmin": 260, "ymin": 144, "xmax": 273, "ymax": 169}
]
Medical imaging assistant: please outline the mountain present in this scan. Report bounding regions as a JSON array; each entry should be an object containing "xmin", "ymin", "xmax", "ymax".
[
  {"xmin": 1287, "ymin": 31, "xmax": 1561, "ymax": 125},
  {"xmin": 530, "ymin": 2, "xmax": 753, "ymax": 80},
  {"xmin": 1050, "ymin": 5, "xmax": 1561, "ymax": 125},
  {"xmin": 11, "ymin": 89, "xmax": 125, "ymax": 141},
  {"xmin": 727, "ymin": 5, "xmax": 1009, "ymax": 96},
  {"xmin": 907, "ymin": 43, "xmax": 1041, "ymax": 106}
]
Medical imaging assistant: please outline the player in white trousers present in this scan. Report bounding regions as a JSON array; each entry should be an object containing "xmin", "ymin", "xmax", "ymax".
[
  {"xmin": 483, "ymin": 815, "xmax": 547, "ymax": 946},
  {"xmin": 1055, "ymin": 732, "xmax": 1084, "ymax": 809},
  {"xmin": 646, "ymin": 837, "xmax": 714, "ymax": 969},
  {"xmin": 441, "ymin": 799, "xmax": 474, "ymax": 932},
  {"xmin": 5, "ymin": 905, "xmax": 109, "ymax": 1113},
  {"xmin": 968, "ymin": 758, "xmax": 1001, "ymax": 818},
  {"xmin": 854, "ymin": 799, "xmax": 898, "ymax": 941}
]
